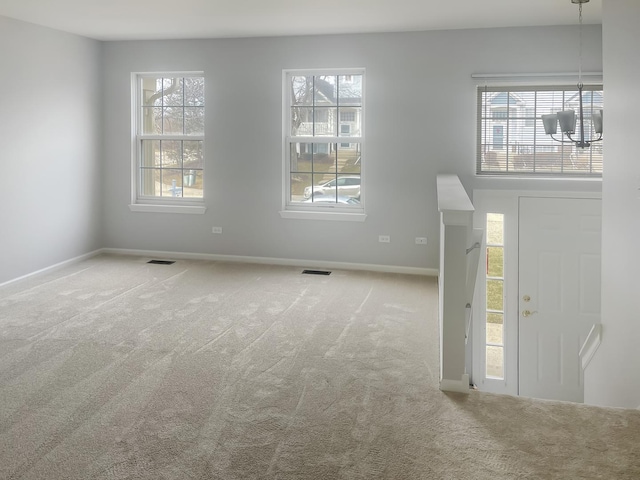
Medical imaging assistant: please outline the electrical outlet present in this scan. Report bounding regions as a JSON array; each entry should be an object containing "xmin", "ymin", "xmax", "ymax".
[
  {"xmin": 378, "ymin": 235, "xmax": 390, "ymax": 243},
  {"xmin": 212, "ymin": 227, "xmax": 223, "ymax": 234},
  {"xmin": 415, "ymin": 237, "xmax": 428, "ymax": 245}
]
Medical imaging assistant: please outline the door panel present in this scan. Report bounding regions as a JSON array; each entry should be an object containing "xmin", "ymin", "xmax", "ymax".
[{"xmin": 519, "ymin": 197, "xmax": 601, "ymax": 402}]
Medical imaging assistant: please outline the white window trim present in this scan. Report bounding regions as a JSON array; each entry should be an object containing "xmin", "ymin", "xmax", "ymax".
[
  {"xmin": 281, "ymin": 68, "xmax": 365, "ymax": 222},
  {"xmin": 130, "ymin": 72, "xmax": 206, "ymax": 214},
  {"xmin": 471, "ymin": 72, "xmax": 603, "ymax": 86},
  {"xmin": 279, "ymin": 210, "xmax": 366, "ymax": 222},
  {"xmin": 129, "ymin": 204, "xmax": 206, "ymax": 214}
]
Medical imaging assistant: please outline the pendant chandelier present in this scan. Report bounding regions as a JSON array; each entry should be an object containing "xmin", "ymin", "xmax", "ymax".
[{"xmin": 541, "ymin": 0, "xmax": 603, "ymax": 149}]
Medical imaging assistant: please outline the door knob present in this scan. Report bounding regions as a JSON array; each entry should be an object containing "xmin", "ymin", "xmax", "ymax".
[{"xmin": 522, "ymin": 310, "xmax": 538, "ymax": 317}]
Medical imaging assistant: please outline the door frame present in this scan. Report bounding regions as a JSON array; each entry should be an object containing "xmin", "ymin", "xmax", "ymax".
[{"xmin": 471, "ymin": 189, "xmax": 601, "ymax": 397}]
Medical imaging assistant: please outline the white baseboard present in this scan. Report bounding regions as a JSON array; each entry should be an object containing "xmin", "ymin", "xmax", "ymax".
[
  {"xmin": 440, "ymin": 376, "xmax": 470, "ymax": 394},
  {"xmin": 1, "ymin": 248, "xmax": 438, "ymax": 289},
  {"xmin": 440, "ymin": 374, "xmax": 470, "ymax": 394},
  {"xmin": 101, "ymin": 248, "xmax": 439, "ymax": 276},
  {"xmin": 0, "ymin": 249, "xmax": 103, "ymax": 288}
]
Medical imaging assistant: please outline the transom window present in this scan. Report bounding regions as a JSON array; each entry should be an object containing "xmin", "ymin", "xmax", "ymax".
[
  {"xmin": 134, "ymin": 74, "xmax": 204, "ymax": 203},
  {"xmin": 284, "ymin": 70, "xmax": 364, "ymax": 209},
  {"xmin": 477, "ymin": 85, "xmax": 603, "ymax": 177}
]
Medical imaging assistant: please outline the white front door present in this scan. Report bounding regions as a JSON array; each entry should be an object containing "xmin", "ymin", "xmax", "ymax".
[{"xmin": 518, "ymin": 197, "xmax": 602, "ymax": 402}]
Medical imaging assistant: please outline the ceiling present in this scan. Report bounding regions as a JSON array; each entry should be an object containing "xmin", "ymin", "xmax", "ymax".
[{"xmin": 0, "ymin": 0, "xmax": 602, "ymax": 42}]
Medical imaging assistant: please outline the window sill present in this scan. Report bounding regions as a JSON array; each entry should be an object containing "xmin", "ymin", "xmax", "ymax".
[
  {"xmin": 279, "ymin": 210, "xmax": 367, "ymax": 222},
  {"xmin": 129, "ymin": 204, "xmax": 207, "ymax": 215},
  {"xmin": 475, "ymin": 173, "xmax": 602, "ymax": 181}
]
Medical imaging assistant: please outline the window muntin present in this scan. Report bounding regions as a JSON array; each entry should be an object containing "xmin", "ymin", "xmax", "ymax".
[
  {"xmin": 135, "ymin": 74, "xmax": 204, "ymax": 202},
  {"xmin": 477, "ymin": 85, "xmax": 603, "ymax": 177},
  {"xmin": 286, "ymin": 71, "xmax": 363, "ymax": 207}
]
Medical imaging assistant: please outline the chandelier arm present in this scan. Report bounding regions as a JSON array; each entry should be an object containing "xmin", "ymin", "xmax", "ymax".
[
  {"xmin": 550, "ymin": 134, "xmax": 576, "ymax": 144},
  {"xmin": 566, "ymin": 130, "xmax": 591, "ymax": 148}
]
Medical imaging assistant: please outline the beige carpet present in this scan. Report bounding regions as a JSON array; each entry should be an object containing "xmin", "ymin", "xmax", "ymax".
[{"xmin": 0, "ymin": 254, "xmax": 638, "ymax": 479}]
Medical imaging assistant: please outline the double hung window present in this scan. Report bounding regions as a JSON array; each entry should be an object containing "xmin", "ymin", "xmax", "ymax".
[
  {"xmin": 133, "ymin": 73, "xmax": 205, "ymax": 207},
  {"xmin": 284, "ymin": 70, "xmax": 364, "ymax": 212}
]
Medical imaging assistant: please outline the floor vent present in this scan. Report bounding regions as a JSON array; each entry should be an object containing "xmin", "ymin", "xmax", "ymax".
[
  {"xmin": 147, "ymin": 260, "xmax": 176, "ymax": 265},
  {"xmin": 302, "ymin": 269, "xmax": 331, "ymax": 276}
]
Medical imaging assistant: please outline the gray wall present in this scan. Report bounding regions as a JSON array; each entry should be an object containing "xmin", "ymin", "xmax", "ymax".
[
  {"xmin": 0, "ymin": 20, "xmax": 603, "ymax": 280},
  {"xmin": 584, "ymin": 0, "xmax": 640, "ymax": 409},
  {"xmin": 102, "ymin": 26, "xmax": 602, "ymax": 271},
  {"xmin": 0, "ymin": 16, "xmax": 103, "ymax": 284}
]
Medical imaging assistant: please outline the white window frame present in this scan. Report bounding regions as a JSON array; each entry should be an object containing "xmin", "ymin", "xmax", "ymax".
[
  {"xmin": 477, "ymin": 84, "xmax": 603, "ymax": 178},
  {"xmin": 471, "ymin": 191, "xmax": 519, "ymax": 396},
  {"xmin": 130, "ymin": 72, "xmax": 206, "ymax": 215},
  {"xmin": 280, "ymin": 68, "xmax": 366, "ymax": 222}
]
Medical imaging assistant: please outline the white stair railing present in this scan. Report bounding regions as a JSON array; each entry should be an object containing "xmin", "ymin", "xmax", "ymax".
[
  {"xmin": 465, "ymin": 228, "xmax": 484, "ymax": 344},
  {"xmin": 579, "ymin": 323, "xmax": 602, "ymax": 370}
]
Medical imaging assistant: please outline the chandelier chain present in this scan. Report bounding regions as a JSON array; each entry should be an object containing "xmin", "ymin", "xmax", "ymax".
[
  {"xmin": 578, "ymin": 2, "xmax": 583, "ymax": 85},
  {"xmin": 541, "ymin": 0, "xmax": 601, "ymax": 148}
]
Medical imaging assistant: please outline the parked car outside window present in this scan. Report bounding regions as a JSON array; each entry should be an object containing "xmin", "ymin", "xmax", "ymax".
[
  {"xmin": 302, "ymin": 195, "xmax": 361, "ymax": 205},
  {"xmin": 303, "ymin": 175, "xmax": 360, "ymax": 200}
]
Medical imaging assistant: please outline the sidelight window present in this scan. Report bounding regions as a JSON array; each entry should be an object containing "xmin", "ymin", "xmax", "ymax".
[{"xmin": 486, "ymin": 213, "xmax": 505, "ymax": 379}]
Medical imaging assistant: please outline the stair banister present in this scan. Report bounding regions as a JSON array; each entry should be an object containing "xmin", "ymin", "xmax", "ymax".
[{"xmin": 437, "ymin": 174, "xmax": 479, "ymax": 394}]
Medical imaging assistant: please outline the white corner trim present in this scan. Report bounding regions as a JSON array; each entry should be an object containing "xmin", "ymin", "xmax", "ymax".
[
  {"xmin": 129, "ymin": 204, "xmax": 207, "ymax": 215},
  {"xmin": 579, "ymin": 323, "xmax": 603, "ymax": 370},
  {"xmin": 279, "ymin": 210, "xmax": 366, "ymax": 222},
  {"xmin": 0, "ymin": 249, "xmax": 103, "ymax": 288},
  {"xmin": 440, "ymin": 374, "xmax": 470, "ymax": 394},
  {"xmin": 101, "ymin": 248, "xmax": 437, "ymax": 276}
]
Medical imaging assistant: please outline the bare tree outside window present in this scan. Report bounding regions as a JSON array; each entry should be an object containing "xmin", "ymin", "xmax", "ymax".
[
  {"xmin": 137, "ymin": 75, "xmax": 204, "ymax": 200},
  {"xmin": 286, "ymin": 71, "xmax": 363, "ymax": 206}
]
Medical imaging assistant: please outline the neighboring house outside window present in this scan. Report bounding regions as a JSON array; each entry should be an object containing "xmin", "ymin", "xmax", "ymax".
[
  {"xmin": 284, "ymin": 70, "xmax": 364, "ymax": 215},
  {"xmin": 478, "ymin": 85, "xmax": 603, "ymax": 176},
  {"xmin": 131, "ymin": 73, "xmax": 205, "ymax": 213}
]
